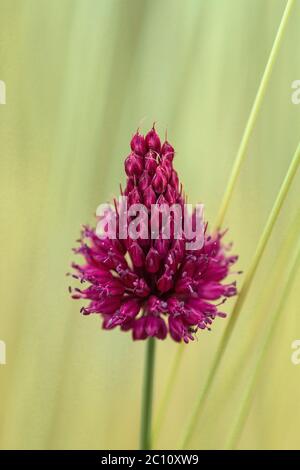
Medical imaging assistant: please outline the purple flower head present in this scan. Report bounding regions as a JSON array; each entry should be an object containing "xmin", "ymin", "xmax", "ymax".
[{"xmin": 69, "ymin": 126, "xmax": 238, "ymax": 342}]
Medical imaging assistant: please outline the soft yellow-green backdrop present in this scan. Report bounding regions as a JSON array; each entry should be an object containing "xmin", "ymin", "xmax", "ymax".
[{"xmin": 0, "ymin": 0, "xmax": 300, "ymax": 450}]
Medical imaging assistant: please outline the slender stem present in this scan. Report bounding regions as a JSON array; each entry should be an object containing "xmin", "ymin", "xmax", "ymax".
[
  {"xmin": 226, "ymin": 237, "xmax": 300, "ymax": 449},
  {"xmin": 180, "ymin": 141, "xmax": 300, "ymax": 449},
  {"xmin": 152, "ymin": 343, "xmax": 184, "ymax": 444},
  {"xmin": 140, "ymin": 337, "xmax": 156, "ymax": 450},
  {"xmin": 214, "ymin": 0, "xmax": 295, "ymax": 230}
]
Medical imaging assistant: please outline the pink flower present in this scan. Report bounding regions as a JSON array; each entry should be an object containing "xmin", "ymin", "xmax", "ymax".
[{"xmin": 69, "ymin": 127, "xmax": 238, "ymax": 342}]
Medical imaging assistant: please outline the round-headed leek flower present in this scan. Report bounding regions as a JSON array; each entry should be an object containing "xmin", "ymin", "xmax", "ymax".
[{"xmin": 69, "ymin": 127, "xmax": 238, "ymax": 343}]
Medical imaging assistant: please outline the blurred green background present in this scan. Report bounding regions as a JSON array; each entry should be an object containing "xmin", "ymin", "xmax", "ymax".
[{"xmin": 0, "ymin": 0, "xmax": 300, "ymax": 450}]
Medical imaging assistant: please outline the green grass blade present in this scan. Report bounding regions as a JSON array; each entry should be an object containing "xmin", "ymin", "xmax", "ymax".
[
  {"xmin": 214, "ymin": 0, "xmax": 295, "ymax": 230},
  {"xmin": 226, "ymin": 236, "xmax": 300, "ymax": 449},
  {"xmin": 180, "ymin": 141, "xmax": 300, "ymax": 449},
  {"xmin": 153, "ymin": 1, "xmax": 295, "ymax": 446},
  {"xmin": 219, "ymin": 210, "xmax": 300, "ymax": 404}
]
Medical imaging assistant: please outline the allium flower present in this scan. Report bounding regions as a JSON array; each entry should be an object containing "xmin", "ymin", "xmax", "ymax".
[{"xmin": 70, "ymin": 127, "xmax": 238, "ymax": 342}]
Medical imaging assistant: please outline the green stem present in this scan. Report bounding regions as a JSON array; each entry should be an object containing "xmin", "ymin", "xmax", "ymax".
[
  {"xmin": 180, "ymin": 141, "xmax": 300, "ymax": 449},
  {"xmin": 214, "ymin": 0, "xmax": 295, "ymax": 230},
  {"xmin": 226, "ymin": 237, "xmax": 300, "ymax": 449},
  {"xmin": 140, "ymin": 337, "xmax": 156, "ymax": 450}
]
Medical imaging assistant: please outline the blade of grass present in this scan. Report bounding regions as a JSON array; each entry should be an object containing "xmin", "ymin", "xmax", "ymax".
[
  {"xmin": 225, "ymin": 236, "xmax": 300, "ymax": 449},
  {"xmin": 220, "ymin": 210, "xmax": 300, "ymax": 400},
  {"xmin": 153, "ymin": 0, "xmax": 295, "ymax": 446},
  {"xmin": 180, "ymin": 141, "xmax": 300, "ymax": 449},
  {"xmin": 214, "ymin": 0, "xmax": 295, "ymax": 230}
]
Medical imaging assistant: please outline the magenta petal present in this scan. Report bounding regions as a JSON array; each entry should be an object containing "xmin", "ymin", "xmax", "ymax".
[
  {"xmin": 145, "ymin": 127, "xmax": 161, "ymax": 153},
  {"xmin": 145, "ymin": 248, "xmax": 161, "ymax": 273},
  {"xmin": 130, "ymin": 132, "xmax": 146, "ymax": 155}
]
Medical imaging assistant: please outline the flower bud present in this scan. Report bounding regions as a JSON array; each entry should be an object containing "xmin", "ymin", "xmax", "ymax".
[
  {"xmin": 132, "ymin": 317, "xmax": 147, "ymax": 340},
  {"xmin": 124, "ymin": 152, "xmax": 143, "ymax": 177},
  {"xmin": 175, "ymin": 277, "xmax": 194, "ymax": 295},
  {"xmin": 161, "ymin": 141, "xmax": 174, "ymax": 162},
  {"xmin": 145, "ymin": 316, "xmax": 167, "ymax": 339},
  {"xmin": 120, "ymin": 299, "xmax": 140, "ymax": 319},
  {"xmin": 145, "ymin": 248, "xmax": 161, "ymax": 273},
  {"xmin": 143, "ymin": 185, "xmax": 156, "ymax": 208},
  {"xmin": 104, "ymin": 279, "xmax": 125, "ymax": 296},
  {"xmin": 138, "ymin": 171, "xmax": 151, "ymax": 192},
  {"xmin": 157, "ymin": 269, "xmax": 174, "ymax": 293},
  {"xmin": 130, "ymin": 132, "xmax": 146, "ymax": 155},
  {"xmin": 145, "ymin": 127, "xmax": 161, "ymax": 153},
  {"xmin": 197, "ymin": 281, "xmax": 225, "ymax": 300},
  {"xmin": 145, "ymin": 150, "xmax": 158, "ymax": 175},
  {"xmin": 152, "ymin": 166, "xmax": 167, "ymax": 193},
  {"xmin": 133, "ymin": 278, "xmax": 150, "ymax": 297},
  {"xmin": 168, "ymin": 316, "xmax": 185, "ymax": 342},
  {"xmin": 128, "ymin": 242, "xmax": 145, "ymax": 267},
  {"xmin": 128, "ymin": 187, "xmax": 141, "ymax": 205},
  {"xmin": 161, "ymin": 160, "xmax": 172, "ymax": 180},
  {"xmin": 154, "ymin": 238, "xmax": 170, "ymax": 257}
]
